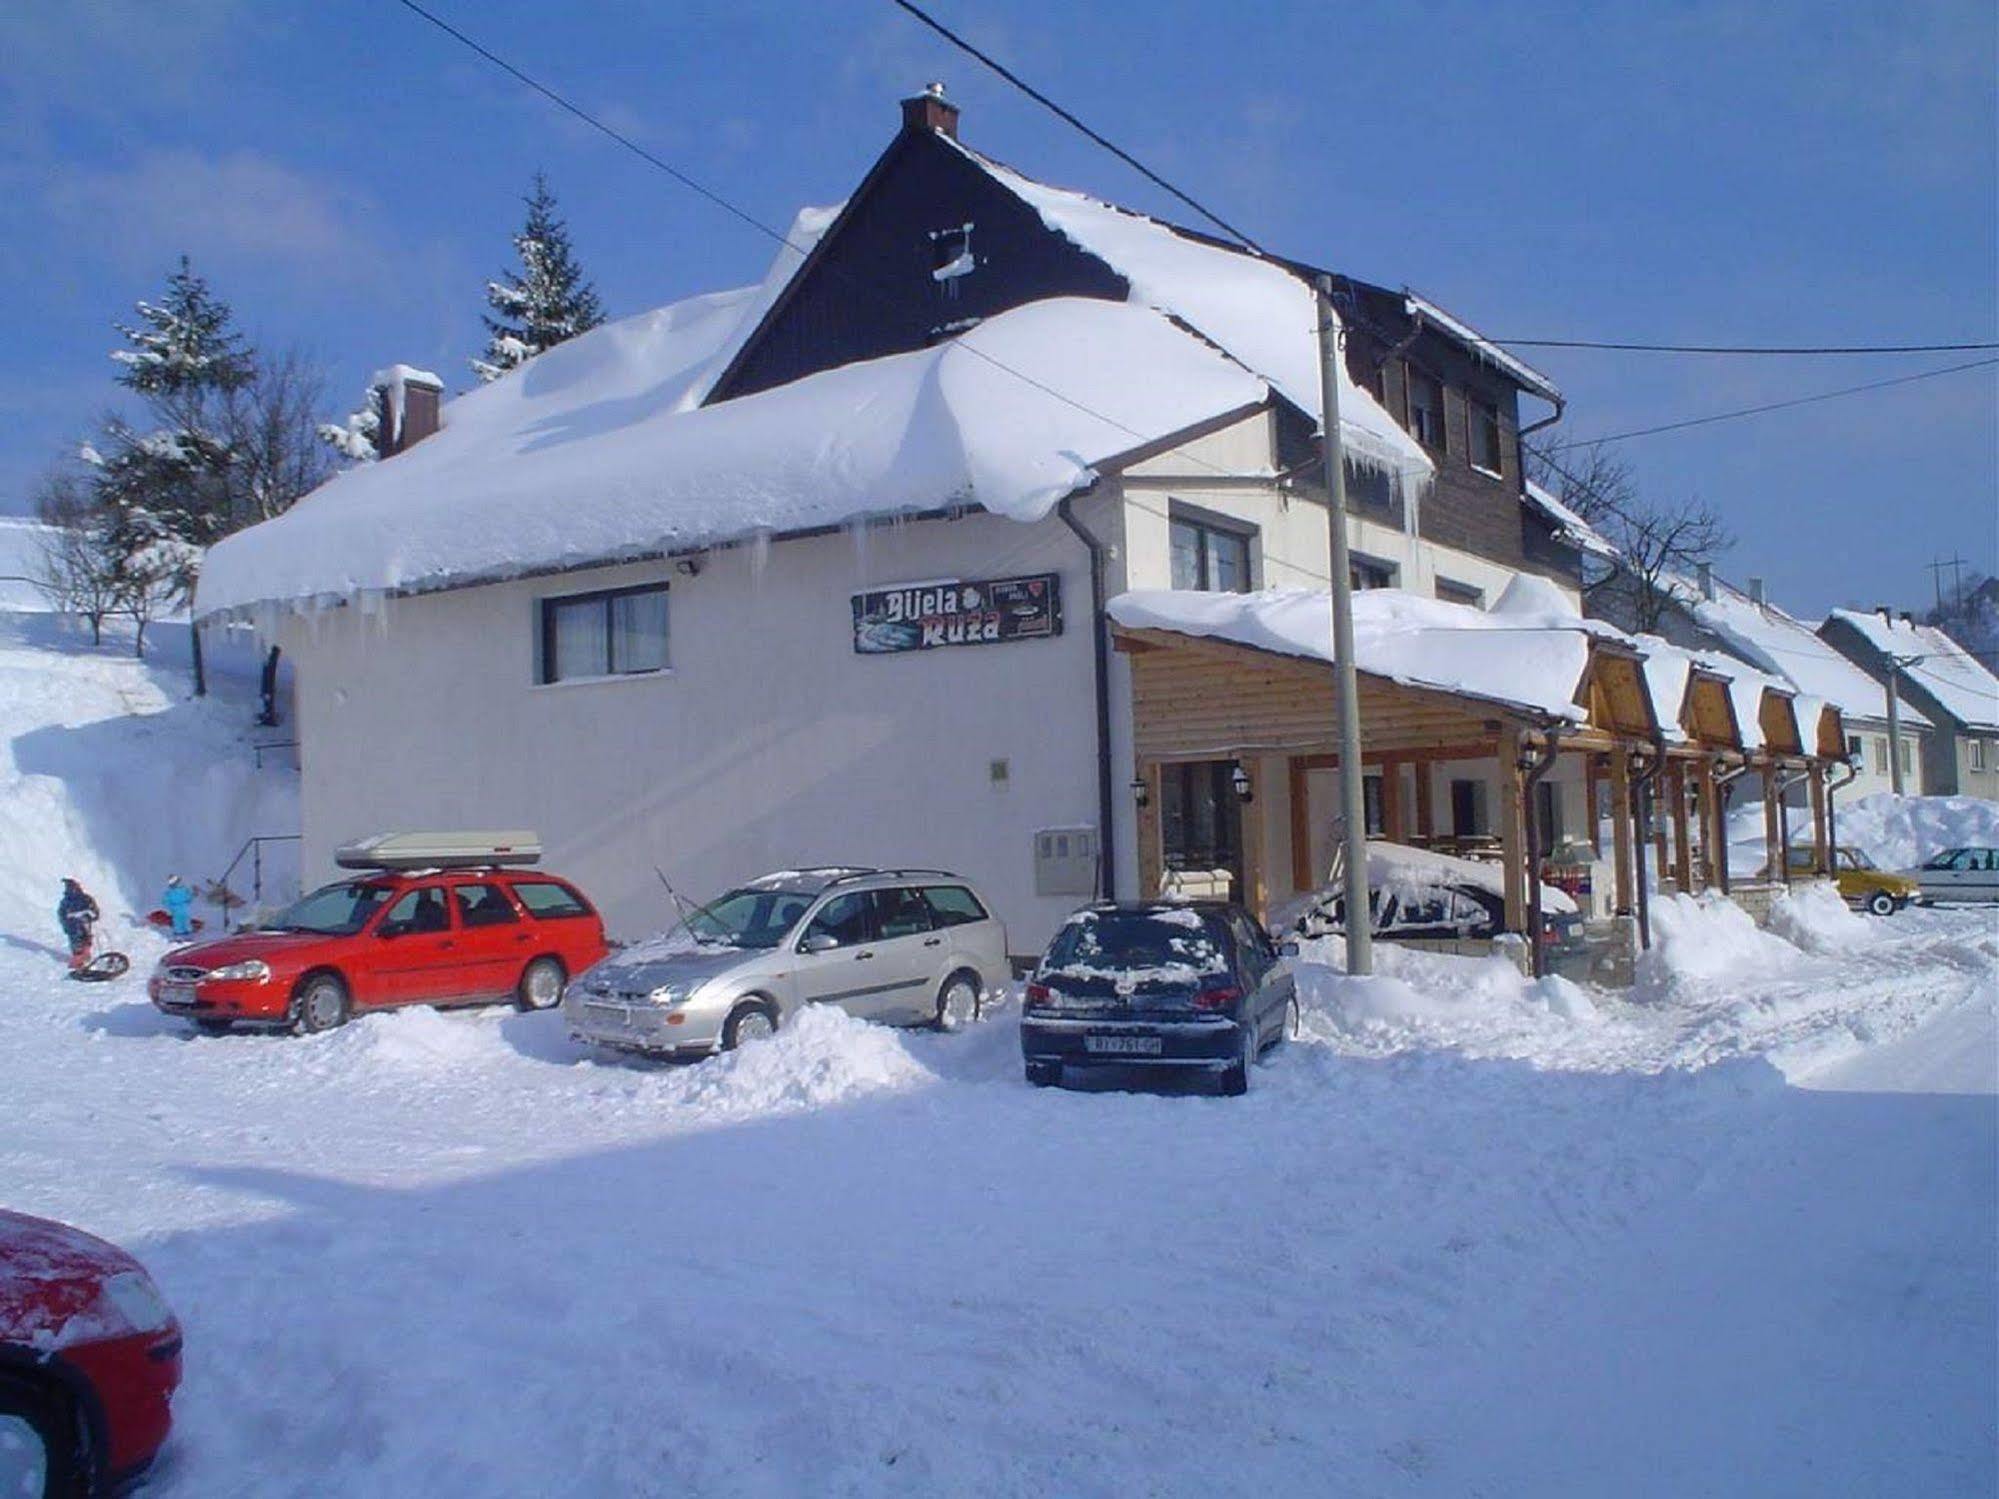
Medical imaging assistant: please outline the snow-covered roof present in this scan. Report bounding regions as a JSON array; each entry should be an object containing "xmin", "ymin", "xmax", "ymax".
[
  {"xmin": 1690, "ymin": 582, "xmax": 1929, "ymax": 730},
  {"xmin": 196, "ymin": 296, "xmax": 1268, "ymax": 620},
  {"xmin": 1402, "ymin": 291, "xmax": 1563, "ymax": 406},
  {"xmin": 1522, "ymin": 479, "xmax": 1618, "ymax": 560},
  {"xmin": 1108, "ymin": 586, "xmax": 1596, "ymax": 722},
  {"xmin": 1110, "ymin": 582, "xmax": 1828, "ymax": 755},
  {"xmin": 1825, "ymin": 609, "xmax": 1999, "ymax": 733},
  {"xmin": 949, "ymin": 139, "xmax": 1433, "ymax": 486}
]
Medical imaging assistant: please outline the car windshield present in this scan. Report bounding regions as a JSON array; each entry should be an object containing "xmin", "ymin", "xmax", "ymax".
[
  {"xmin": 1041, "ymin": 908, "xmax": 1231, "ymax": 987},
  {"xmin": 1923, "ymin": 848, "xmax": 1963, "ymax": 870},
  {"xmin": 264, "ymin": 880, "xmax": 396, "ymax": 936},
  {"xmin": 1839, "ymin": 848, "xmax": 1876, "ymax": 870},
  {"xmin": 680, "ymin": 887, "xmax": 814, "ymax": 950}
]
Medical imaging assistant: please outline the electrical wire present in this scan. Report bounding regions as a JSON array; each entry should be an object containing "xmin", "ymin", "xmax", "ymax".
[
  {"xmin": 1538, "ymin": 357, "xmax": 1998, "ymax": 450},
  {"xmin": 1482, "ymin": 338, "xmax": 1999, "ymax": 355}
]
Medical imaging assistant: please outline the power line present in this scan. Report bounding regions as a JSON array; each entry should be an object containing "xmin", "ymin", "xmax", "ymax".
[
  {"xmin": 884, "ymin": 0, "xmax": 1267, "ymax": 256},
  {"xmin": 1540, "ymin": 357, "xmax": 1998, "ymax": 450},
  {"xmin": 1482, "ymin": 338, "xmax": 1999, "ymax": 356}
]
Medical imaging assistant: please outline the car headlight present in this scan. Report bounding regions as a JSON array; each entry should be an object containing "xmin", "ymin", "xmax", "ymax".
[
  {"xmin": 647, "ymin": 984, "xmax": 685, "ymax": 1004},
  {"xmin": 207, "ymin": 959, "xmax": 272, "ymax": 984},
  {"xmin": 101, "ymin": 1270, "xmax": 175, "ymax": 1334}
]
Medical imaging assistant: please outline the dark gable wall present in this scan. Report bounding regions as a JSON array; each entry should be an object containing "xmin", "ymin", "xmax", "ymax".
[
  {"xmin": 1344, "ymin": 283, "xmax": 1581, "ymax": 588},
  {"xmin": 708, "ymin": 131, "xmax": 1128, "ymax": 403}
]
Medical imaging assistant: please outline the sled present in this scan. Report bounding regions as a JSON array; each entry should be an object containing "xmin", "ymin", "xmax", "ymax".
[
  {"xmin": 67, "ymin": 952, "xmax": 132, "ymax": 982},
  {"xmin": 147, "ymin": 909, "xmax": 206, "ymax": 934}
]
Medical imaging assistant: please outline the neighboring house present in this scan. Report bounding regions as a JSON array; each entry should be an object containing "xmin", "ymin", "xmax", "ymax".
[
  {"xmin": 0, "ymin": 515, "xmax": 59, "ymax": 613},
  {"xmin": 194, "ymin": 89, "xmax": 1829, "ymax": 957},
  {"xmin": 1596, "ymin": 569, "xmax": 1931, "ymax": 803},
  {"xmin": 1819, "ymin": 609, "xmax": 1999, "ymax": 799}
]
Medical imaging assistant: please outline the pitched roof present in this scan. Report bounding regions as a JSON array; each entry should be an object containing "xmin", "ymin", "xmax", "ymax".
[
  {"xmin": 1825, "ymin": 609, "xmax": 1999, "ymax": 732},
  {"xmin": 1689, "ymin": 582, "xmax": 1930, "ymax": 729}
]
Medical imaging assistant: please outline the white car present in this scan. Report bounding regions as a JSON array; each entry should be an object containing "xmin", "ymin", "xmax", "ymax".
[
  {"xmin": 1913, "ymin": 847, "xmax": 1999, "ymax": 905},
  {"xmin": 563, "ymin": 867, "xmax": 1010, "ymax": 1058}
]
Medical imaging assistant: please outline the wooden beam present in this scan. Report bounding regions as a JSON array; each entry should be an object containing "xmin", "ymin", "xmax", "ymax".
[
  {"xmin": 1669, "ymin": 765, "xmax": 1693, "ymax": 895},
  {"xmin": 1762, "ymin": 764, "xmax": 1783, "ymax": 887},
  {"xmin": 1585, "ymin": 755, "xmax": 1603, "ymax": 858},
  {"xmin": 1288, "ymin": 756, "xmax": 1312, "ymax": 893},
  {"xmin": 1242, "ymin": 765, "xmax": 1268, "ymax": 920},
  {"xmin": 1499, "ymin": 729, "xmax": 1528, "ymax": 934},
  {"xmin": 1610, "ymin": 748, "xmax": 1634, "ymax": 916},
  {"xmin": 1809, "ymin": 765, "xmax": 1829, "ymax": 874},
  {"xmin": 1414, "ymin": 763, "xmax": 1435, "ymax": 840},
  {"xmin": 1380, "ymin": 759, "xmax": 1405, "ymax": 843},
  {"xmin": 1136, "ymin": 761, "xmax": 1163, "ymax": 899}
]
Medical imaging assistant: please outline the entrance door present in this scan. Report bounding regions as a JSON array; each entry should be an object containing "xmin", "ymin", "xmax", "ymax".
[{"xmin": 1160, "ymin": 761, "xmax": 1245, "ymax": 902}]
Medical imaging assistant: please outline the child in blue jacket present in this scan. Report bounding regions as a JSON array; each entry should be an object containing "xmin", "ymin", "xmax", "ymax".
[{"xmin": 162, "ymin": 875, "xmax": 195, "ymax": 938}]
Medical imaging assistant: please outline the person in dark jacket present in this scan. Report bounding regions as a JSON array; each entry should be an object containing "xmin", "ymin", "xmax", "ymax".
[{"xmin": 58, "ymin": 878, "xmax": 100, "ymax": 971}]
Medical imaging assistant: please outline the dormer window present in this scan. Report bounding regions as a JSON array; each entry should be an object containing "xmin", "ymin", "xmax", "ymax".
[
  {"xmin": 1406, "ymin": 368, "xmax": 1445, "ymax": 451},
  {"xmin": 929, "ymin": 222, "xmax": 975, "ymax": 300}
]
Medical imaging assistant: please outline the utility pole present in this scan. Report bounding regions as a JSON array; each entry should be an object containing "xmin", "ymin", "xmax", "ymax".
[
  {"xmin": 1927, "ymin": 555, "xmax": 1967, "ymax": 614},
  {"xmin": 1884, "ymin": 654, "xmax": 1923, "ymax": 795},
  {"xmin": 1316, "ymin": 274, "xmax": 1372, "ymax": 975}
]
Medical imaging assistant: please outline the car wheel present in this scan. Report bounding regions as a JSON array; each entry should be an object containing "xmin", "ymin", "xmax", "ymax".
[
  {"xmin": 934, "ymin": 972, "xmax": 981, "ymax": 1032},
  {"xmin": 1866, "ymin": 891, "xmax": 1896, "ymax": 918},
  {"xmin": 515, "ymin": 956, "xmax": 566, "ymax": 1011},
  {"xmin": 0, "ymin": 1371, "xmax": 84, "ymax": 1499},
  {"xmin": 722, "ymin": 1000, "xmax": 778, "ymax": 1051},
  {"xmin": 1218, "ymin": 1022, "xmax": 1253, "ymax": 1096},
  {"xmin": 1025, "ymin": 1060, "xmax": 1061, "ymax": 1088},
  {"xmin": 292, "ymin": 973, "xmax": 349, "ymax": 1035}
]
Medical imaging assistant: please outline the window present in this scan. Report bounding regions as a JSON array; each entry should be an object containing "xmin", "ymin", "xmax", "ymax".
[
  {"xmin": 1973, "ymin": 740, "xmax": 1989, "ymax": 770},
  {"xmin": 1160, "ymin": 761, "xmax": 1242, "ymax": 873},
  {"xmin": 511, "ymin": 881, "xmax": 593, "ymax": 919},
  {"xmin": 1351, "ymin": 554, "xmax": 1398, "ymax": 590},
  {"xmin": 1470, "ymin": 399, "xmax": 1503, "ymax": 475},
  {"xmin": 803, "ymin": 892, "xmax": 875, "ymax": 949},
  {"xmin": 928, "ymin": 222, "xmax": 974, "ymax": 300},
  {"xmin": 1362, "ymin": 774, "xmax": 1385, "ymax": 836},
  {"xmin": 1846, "ymin": 734, "xmax": 1863, "ymax": 763},
  {"xmin": 1405, "ymin": 368, "xmax": 1445, "ymax": 450},
  {"xmin": 1450, "ymin": 778, "xmax": 1489, "ymax": 836},
  {"xmin": 453, "ymin": 882, "xmax": 518, "ymax": 928},
  {"xmin": 1873, "ymin": 737, "xmax": 1889, "ymax": 773},
  {"xmin": 1169, "ymin": 513, "xmax": 1252, "ymax": 593},
  {"xmin": 870, "ymin": 887, "xmax": 934, "ymax": 940},
  {"xmin": 1898, "ymin": 738, "xmax": 1913, "ymax": 773},
  {"xmin": 1435, "ymin": 577, "xmax": 1483, "ymax": 608},
  {"xmin": 921, "ymin": 886, "xmax": 989, "ymax": 927},
  {"xmin": 539, "ymin": 583, "xmax": 669, "ymax": 684},
  {"xmin": 382, "ymin": 886, "xmax": 450, "ymax": 936}
]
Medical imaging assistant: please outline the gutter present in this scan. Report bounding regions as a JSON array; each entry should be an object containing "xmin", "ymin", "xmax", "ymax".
[
  {"xmin": 1774, "ymin": 764, "xmax": 1814, "ymax": 887},
  {"xmin": 1825, "ymin": 758, "xmax": 1859, "ymax": 861},
  {"xmin": 1713, "ymin": 757, "xmax": 1755, "ymax": 893},
  {"xmin": 1057, "ymin": 493, "xmax": 1118, "ymax": 902}
]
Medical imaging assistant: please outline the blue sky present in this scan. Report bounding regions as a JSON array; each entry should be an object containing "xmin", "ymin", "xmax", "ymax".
[{"xmin": 3, "ymin": 0, "xmax": 1993, "ymax": 616}]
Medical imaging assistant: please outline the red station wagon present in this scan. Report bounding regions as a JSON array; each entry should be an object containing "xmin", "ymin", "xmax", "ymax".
[{"xmin": 148, "ymin": 833, "xmax": 609, "ymax": 1034}]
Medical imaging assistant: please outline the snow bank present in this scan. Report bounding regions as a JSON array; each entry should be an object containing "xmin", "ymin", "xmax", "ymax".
[
  {"xmin": 1834, "ymin": 792, "xmax": 1999, "ymax": 870},
  {"xmin": 197, "ymin": 297, "xmax": 1265, "ymax": 619},
  {"xmin": 668, "ymin": 1001, "xmax": 936, "ymax": 1114},
  {"xmin": 1767, "ymin": 881, "xmax": 1876, "ymax": 953},
  {"xmin": 1297, "ymin": 941, "xmax": 1598, "ymax": 1049},
  {"xmin": 1636, "ymin": 893, "xmax": 1799, "ymax": 996}
]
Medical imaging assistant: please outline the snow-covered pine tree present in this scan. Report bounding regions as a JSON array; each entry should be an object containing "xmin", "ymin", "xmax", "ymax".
[
  {"xmin": 318, "ymin": 384, "xmax": 384, "ymax": 464},
  {"xmin": 472, "ymin": 173, "xmax": 604, "ymax": 382}
]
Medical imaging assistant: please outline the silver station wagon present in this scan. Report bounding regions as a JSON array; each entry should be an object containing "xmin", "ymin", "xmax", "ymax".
[{"xmin": 564, "ymin": 867, "xmax": 1009, "ymax": 1058}]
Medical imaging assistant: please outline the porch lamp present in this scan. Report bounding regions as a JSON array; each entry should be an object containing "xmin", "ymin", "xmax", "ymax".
[
  {"xmin": 1130, "ymin": 776, "xmax": 1150, "ymax": 809},
  {"xmin": 1230, "ymin": 761, "xmax": 1254, "ymax": 803}
]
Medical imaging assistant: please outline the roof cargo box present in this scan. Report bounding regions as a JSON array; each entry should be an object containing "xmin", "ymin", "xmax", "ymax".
[{"xmin": 335, "ymin": 831, "xmax": 542, "ymax": 871}]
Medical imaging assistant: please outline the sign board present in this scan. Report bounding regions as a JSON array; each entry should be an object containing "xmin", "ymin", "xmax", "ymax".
[{"xmin": 851, "ymin": 573, "xmax": 1062, "ymax": 655}]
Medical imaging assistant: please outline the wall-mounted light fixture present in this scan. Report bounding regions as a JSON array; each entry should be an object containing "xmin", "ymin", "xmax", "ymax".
[
  {"xmin": 1230, "ymin": 761, "xmax": 1254, "ymax": 803},
  {"xmin": 1130, "ymin": 776, "xmax": 1150, "ymax": 809},
  {"xmin": 673, "ymin": 554, "xmax": 705, "ymax": 577}
]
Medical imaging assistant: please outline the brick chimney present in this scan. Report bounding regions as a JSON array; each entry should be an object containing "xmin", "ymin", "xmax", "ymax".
[
  {"xmin": 1697, "ymin": 562, "xmax": 1715, "ymax": 601},
  {"xmin": 901, "ymin": 82, "xmax": 959, "ymax": 139},
  {"xmin": 372, "ymin": 365, "xmax": 444, "ymax": 458},
  {"xmin": 1748, "ymin": 576, "xmax": 1766, "ymax": 607}
]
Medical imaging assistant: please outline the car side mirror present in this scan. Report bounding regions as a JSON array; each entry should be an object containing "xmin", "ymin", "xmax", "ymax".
[{"xmin": 800, "ymin": 933, "xmax": 838, "ymax": 954}]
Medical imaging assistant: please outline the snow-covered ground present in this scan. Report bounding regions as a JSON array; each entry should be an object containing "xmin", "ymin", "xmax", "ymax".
[
  {"xmin": 2, "ymin": 616, "xmax": 1994, "ymax": 1496},
  {"xmin": 1728, "ymin": 791, "xmax": 1999, "ymax": 878}
]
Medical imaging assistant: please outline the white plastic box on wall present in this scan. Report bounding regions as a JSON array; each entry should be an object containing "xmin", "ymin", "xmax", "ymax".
[{"xmin": 1034, "ymin": 826, "xmax": 1099, "ymax": 897}]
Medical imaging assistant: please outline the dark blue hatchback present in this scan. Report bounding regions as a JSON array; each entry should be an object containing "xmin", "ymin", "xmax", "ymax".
[{"xmin": 1020, "ymin": 901, "xmax": 1296, "ymax": 1094}]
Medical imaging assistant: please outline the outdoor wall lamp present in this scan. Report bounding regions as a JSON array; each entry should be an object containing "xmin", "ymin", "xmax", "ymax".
[
  {"xmin": 673, "ymin": 554, "xmax": 705, "ymax": 577},
  {"xmin": 1230, "ymin": 762, "xmax": 1254, "ymax": 803},
  {"xmin": 1130, "ymin": 776, "xmax": 1150, "ymax": 808}
]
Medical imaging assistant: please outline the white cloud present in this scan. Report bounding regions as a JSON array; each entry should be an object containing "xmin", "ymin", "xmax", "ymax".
[{"xmin": 41, "ymin": 149, "xmax": 378, "ymax": 279}]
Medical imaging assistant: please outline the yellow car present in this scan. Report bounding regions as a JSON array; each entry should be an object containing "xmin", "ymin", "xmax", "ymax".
[{"xmin": 1783, "ymin": 846, "xmax": 1919, "ymax": 916}]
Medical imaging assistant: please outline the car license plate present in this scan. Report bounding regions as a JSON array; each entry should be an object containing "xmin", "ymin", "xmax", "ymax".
[
  {"xmin": 159, "ymin": 983, "xmax": 196, "ymax": 1008},
  {"xmin": 1085, "ymin": 1034, "xmax": 1162, "ymax": 1056}
]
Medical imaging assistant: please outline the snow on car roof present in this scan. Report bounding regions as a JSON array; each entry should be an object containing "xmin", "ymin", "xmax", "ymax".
[
  {"xmin": 195, "ymin": 294, "xmax": 1267, "ymax": 621},
  {"xmin": 1827, "ymin": 609, "xmax": 1999, "ymax": 733}
]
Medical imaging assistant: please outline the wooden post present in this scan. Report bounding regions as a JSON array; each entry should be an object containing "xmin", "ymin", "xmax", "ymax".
[
  {"xmin": 1380, "ymin": 759, "xmax": 1405, "ymax": 843},
  {"xmin": 1809, "ymin": 765, "xmax": 1829, "ymax": 874},
  {"xmin": 1669, "ymin": 764, "xmax": 1693, "ymax": 894},
  {"xmin": 1414, "ymin": 764, "xmax": 1435, "ymax": 841},
  {"xmin": 1242, "ymin": 761, "xmax": 1269, "ymax": 921},
  {"xmin": 1610, "ymin": 747, "xmax": 1635, "ymax": 916},
  {"xmin": 1692, "ymin": 759, "xmax": 1717, "ymax": 891},
  {"xmin": 1761, "ymin": 763, "xmax": 1781, "ymax": 883},
  {"xmin": 1288, "ymin": 757, "xmax": 1313, "ymax": 893},
  {"xmin": 1135, "ymin": 761, "xmax": 1164, "ymax": 899},
  {"xmin": 1499, "ymin": 729, "xmax": 1528, "ymax": 934},
  {"xmin": 1585, "ymin": 756, "xmax": 1603, "ymax": 857}
]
